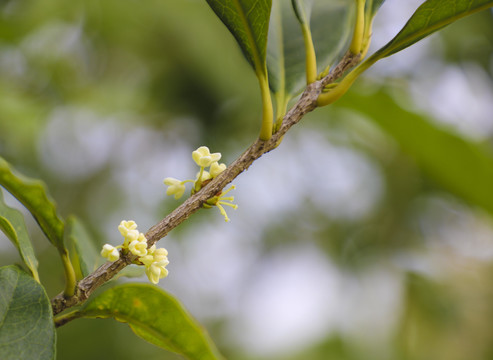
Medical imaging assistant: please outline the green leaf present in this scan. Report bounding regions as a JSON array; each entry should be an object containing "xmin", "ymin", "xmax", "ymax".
[
  {"xmin": 64, "ymin": 216, "xmax": 101, "ymax": 279},
  {"xmin": 205, "ymin": 0, "xmax": 272, "ymax": 76},
  {"xmin": 0, "ymin": 265, "xmax": 56, "ymax": 360},
  {"xmin": 78, "ymin": 284, "xmax": 224, "ymax": 360},
  {"xmin": 0, "ymin": 191, "xmax": 39, "ymax": 282},
  {"xmin": 370, "ymin": 0, "xmax": 493, "ymax": 60},
  {"xmin": 0, "ymin": 156, "xmax": 65, "ymax": 251},
  {"xmin": 338, "ymin": 90, "xmax": 493, "ymax": 215},
  {"xmin": 268, "ymin": 0, "xmax": 354, "ymax": 97}
]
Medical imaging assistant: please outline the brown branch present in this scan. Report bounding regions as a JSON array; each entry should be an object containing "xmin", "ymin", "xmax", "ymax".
[
  {"xmin": 321, "ymin": 51, "xmax": 361, "ymax": 87},
  {"xmin": 51, "ymin": 54, "xmax": 359, "ymax": 317}
]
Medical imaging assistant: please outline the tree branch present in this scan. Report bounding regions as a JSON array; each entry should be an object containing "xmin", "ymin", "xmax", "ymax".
[
  {"xmin": 321, "ymin": 51, "xmax": 360, "ymax": 87},
  {"xmin": 51, "ymin": 54, "xmax": 359, "ymax": 316}
]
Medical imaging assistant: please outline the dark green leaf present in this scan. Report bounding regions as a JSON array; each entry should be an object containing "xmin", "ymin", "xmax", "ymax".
[
  {"xmin": 268, "ymin": 0, "xmax": 354, "ymax": 97},
  {"xmin": 205, "ymin": 0, "xmax": 272, "ymax": 76},
  {"xmin": 0, "ymin": 156, "xmax": 65, "ymax": 251},
  {"xmin": 79, "ymin": 284, "xmax": 224, "ymax": 360},
  {"xmin": 339, "ymin": 90, "xmax": 493, "ymax": 215},
  {"xmin": 65, "ymin": 216, "xmax": 100, "ymax": 278},
  {"xmin": 0, "ymin": 191, "xmax": 39, "ymax": 281},
  {"xmin": 370, "ymin": 0, "xmax": 493, "ymax": 60},
  {"xmin": 0, "ymin": 265, "xmax": 56, "ymax": 360}
]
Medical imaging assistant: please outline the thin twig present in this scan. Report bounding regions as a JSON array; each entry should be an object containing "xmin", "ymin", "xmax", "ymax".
[
  {"xmin": 321, "ymin": 51, "xmax": 361, "ymax": 87},
  {"xmin": 51, "ymin": 54, "xmax": 359, "ymax": 317}
]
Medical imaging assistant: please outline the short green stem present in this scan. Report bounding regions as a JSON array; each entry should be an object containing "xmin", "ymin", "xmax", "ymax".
[
  {"xmin": 258, "ymin": 72, "xmax": 274, "ymax": 141},
  {"xmin": 60, "ymin": 249, "xmax": 76, "ymax": 298},
  {"xmin": 302, "ymin": 23, "xmax": 317, "ymax": 84},
  {"xmin": 274, "ymin": 91, "xmax": 289, "ymax": 133},
  {"xmin": 54, "ymin": 310, "xmax": 81, "ymax": 327},
  {"xmin": 32, "ymin": 271, "xmax": 40, "ymax": 283},
  {"xmin": 317, "ymin": 59, "xmax": 373, "ymax": 106},
  {"xmin": 195, "ymin": 167, "xmax": 205, "ymax": 192},
  {"xmin": 350, "ymin": 0, "xmax": 366, "ymax": 55},
  {"xmin": 361, "ymin": 14, "xmax": 376, "ymax": 59}
]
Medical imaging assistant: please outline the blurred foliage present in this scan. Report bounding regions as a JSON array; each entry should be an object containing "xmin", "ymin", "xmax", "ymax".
[{"xmin": 1, "ymin": 0, "xmax": 493, "ymax": 360}]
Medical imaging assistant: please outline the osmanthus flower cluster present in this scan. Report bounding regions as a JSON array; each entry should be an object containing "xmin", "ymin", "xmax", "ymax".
[
  {"xmin": 100, "ymin": 220, "xmax": 169, "ymax": 284},
  {"xmin": 164, "ymin": 146, "xmax": 238, "ymax": 222}
]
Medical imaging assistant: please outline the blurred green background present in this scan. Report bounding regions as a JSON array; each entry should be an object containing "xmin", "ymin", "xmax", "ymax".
[{"xmin": 1, "ymin": 0, "xmax": 493, "ymax": 359}]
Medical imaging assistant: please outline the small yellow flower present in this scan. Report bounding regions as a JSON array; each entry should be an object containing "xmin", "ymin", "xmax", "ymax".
[
  {"xmin": 147, "ymin": 244, "xmax": 156, "ymax": 254},
  {"xmin": 153, "ymin": 248, "xmax": 168, "ymax": 261},
  {"xmin": 118, "ymin": 220, "xmax": 140, "ymax": 246},
  {"xmin": 126, "ymin": 230, "xmax": 140, "ymax": 242},
  {"xmin": 205, "ymin": 185, "xmax": 238, "ymax": 222},
  {"xmin": 192, "ymin": 146, "xmax": 221, "ymax": 167},
  {"xmin": 113, "ymin": 220, "xmax": 170, "ymax": 284},
  {"xmin": 129, "ymin": 240, "xmax": 148, "ymax": 257},
  {"xmin": 137, "ymin": 233, "xmax": 147, "ymax": 243},
  {"xmin": 164, "ymin": 177, "xmax": 186, "ymax": 199},
  {"xmin": 101, "ymin": 244, "xmax": 120, "ymax": 262},
  {"xmin": 145, "ymin": 259, "xmax": 170, "ymax": 284},
  {"xmin": 139, "ymin": 254, "xmax": 154, "ymax": 267},
  {"xmin": 118, "ymin": 220, "xmax": 137, "ymax": 236},
  {"xmin": 139, "ymin": 245, "xmax": 169, "ymax": 284},
  {"xmin": 210, "ymin": 162, "xmax": 226, "ymax": 178}
]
